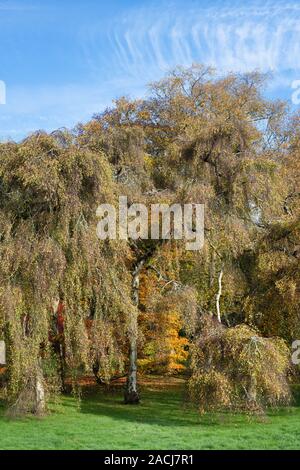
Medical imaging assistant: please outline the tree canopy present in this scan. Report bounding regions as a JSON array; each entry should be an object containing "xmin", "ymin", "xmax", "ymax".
[{"xmin": 0, "ymin": 65, "xmax": 299, "ymax": 415}]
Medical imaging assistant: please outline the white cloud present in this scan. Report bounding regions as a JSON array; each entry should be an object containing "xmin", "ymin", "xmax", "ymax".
[
  {"xmin": 81, "ymin": 1, "xmax": 300, "ymax": 82},
  {"xmin": 2, "ymin": 0, "xmax": 300, "ymax": 141}
]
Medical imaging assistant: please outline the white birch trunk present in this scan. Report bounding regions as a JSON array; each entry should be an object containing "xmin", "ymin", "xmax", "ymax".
[
  {"xmin": 216, "ymin": 269, "xmax": 223, "ymax": 323},
  {"xmin": 124, "ymin": 259, "xmax": 145, "ymax": 404}
]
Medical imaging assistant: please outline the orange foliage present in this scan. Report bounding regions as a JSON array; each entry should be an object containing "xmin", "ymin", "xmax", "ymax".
[{"xmin": 138, "ymin": 272, "xmax": 189, "ymax": 375}]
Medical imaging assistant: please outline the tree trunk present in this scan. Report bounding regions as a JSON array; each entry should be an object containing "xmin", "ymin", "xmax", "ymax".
[
  {"xmin": 247, "ymin": 375, "xmax": 258, "ymax": 410},
  {"xmin": 8, "ymin": 364, "xmax": 46, "ymax": 417},
  {"xmin": 34, "ymin": 365, "xmax": 45, "ymax": 415},
  {"xmin": 216, "ymin": 269, "xmax": 223, "ymax": 323},
  {"xmin": 124, "ymin": 259, "xmax": 145, "ymax": 404},
  {"xmin": 124, "ymin": 334, "xmax": 139, "ymax": 404},
  {"xmin": 58, "ymin": 343, "xmax": 66, "ymax": 392}
]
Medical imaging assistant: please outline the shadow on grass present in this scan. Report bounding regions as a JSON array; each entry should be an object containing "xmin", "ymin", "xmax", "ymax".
[
  {"xmin": 79, "ymin": 386, "xmax": 207, "ymax": 427},
  {"xmin": 79, "ymin": 383, "xmax": 300, "ymax": 428},
  {"xmin": 1, "ymin": 382, "xmax": 299, "ymax": 429}
]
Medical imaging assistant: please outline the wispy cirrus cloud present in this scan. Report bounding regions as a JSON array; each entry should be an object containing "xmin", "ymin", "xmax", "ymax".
[
  {"xmin": 1, "ymin": 0, "xmax": 300, "ymax": 141},
  {"xmin": 81, "ymin": 1, "xmax": 300, "ymax": 87}
]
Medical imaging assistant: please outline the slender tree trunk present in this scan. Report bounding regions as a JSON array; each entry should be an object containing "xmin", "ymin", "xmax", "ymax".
[
  {"xmin": 34, "ymin": 364, "xmax": 45, "ymax": 415},
  {"xmin": 58, "ymin": 343, "xmax": 66, "ymax": 392},
  {"xmin": 124, "ymin": 259, "xmax": 145, "ymax": 404},
  {"xmin": 216, "ymin": 269, "xmax": 223, "ymax": 323},
  {"xmin": 124, "ymin": 335, "xmax": 139, "ymax": 404}
]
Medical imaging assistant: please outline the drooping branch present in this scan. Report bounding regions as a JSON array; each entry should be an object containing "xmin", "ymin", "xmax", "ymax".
[{"xmin": 146, "ymin": 265, "xmax": 183, "ymax": 292}]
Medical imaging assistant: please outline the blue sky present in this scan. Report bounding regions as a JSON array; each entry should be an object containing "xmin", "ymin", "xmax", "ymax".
[{"xmin": 0, "ymin": 0, "xmax": 300, "ymax": 141}]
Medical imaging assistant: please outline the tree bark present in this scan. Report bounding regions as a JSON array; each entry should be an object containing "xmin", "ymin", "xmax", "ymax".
[
  {"xmin": 124, "ymin": 259, "xmax": 145, "ymax": 404},
  {"xmin": 124, "ymin": 335, "xmax": 139, "ymax": 404},
  {"xmin": 216, "ymin": 269, "xmax": 223, "ymax": 323},
  {"xmin": 247, "ymin": 375, "xmax": 258, "ymax": 410},
  {"xmin": 34, "ymin": 365, "xmax": 46, "ymax": 415}
]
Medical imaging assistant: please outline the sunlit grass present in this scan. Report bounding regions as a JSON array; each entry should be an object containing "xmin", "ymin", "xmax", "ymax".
[{"xmin": 0, "ymin": 379, "xmax": 299, "ymax": 450}]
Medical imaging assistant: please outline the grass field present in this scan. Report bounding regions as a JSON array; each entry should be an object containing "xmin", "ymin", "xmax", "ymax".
[{"xmin": 0, "ymin": 377, "xmax": 300, "ymax": 450}]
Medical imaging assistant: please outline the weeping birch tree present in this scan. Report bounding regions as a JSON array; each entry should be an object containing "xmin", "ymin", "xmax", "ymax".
[{"xmin": 0, "ymin": 131, "xmax": 132, "ymax": 414}]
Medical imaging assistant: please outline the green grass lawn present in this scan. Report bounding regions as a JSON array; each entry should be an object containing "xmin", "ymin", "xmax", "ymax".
[{"xmin": 0, "ymin": 378, "xmax": 300, "ymax": 450}]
